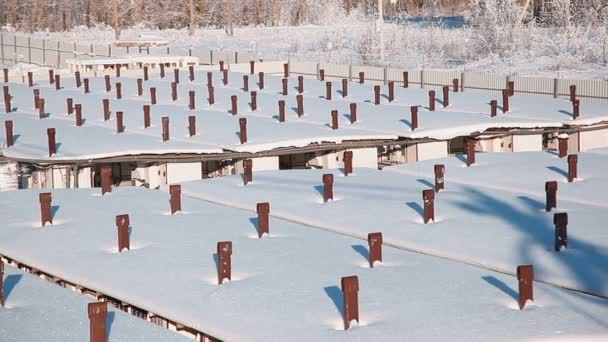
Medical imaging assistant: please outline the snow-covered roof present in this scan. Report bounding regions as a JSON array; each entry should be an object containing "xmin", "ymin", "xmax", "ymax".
[
  {"xmin": 1, "ymin": 69, "xmax": 607, "ymax": 162},
  {"xmin": 0, "ymin": 186, "xmax": 606, "ymax": 341},
  {"xmin": 179, "ymin": 149, "xmax": 608, "ymax": 298},
  {"xmin": 0, "ymin": 264, "xmax": 191, "ymax": 342}
]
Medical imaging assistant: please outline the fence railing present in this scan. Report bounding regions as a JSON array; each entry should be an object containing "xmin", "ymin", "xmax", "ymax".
[{"xmin": 2, "ymin": 31, "xmax": 607, "ymax": 101}]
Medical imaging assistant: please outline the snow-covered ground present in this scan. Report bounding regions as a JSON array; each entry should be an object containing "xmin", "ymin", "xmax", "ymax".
[
  {"xmin": 0, "ymin": 187, "xmax": 606, "ymax": 341},
  {"xmin": 178, "ymin": 150, "xmax": 608, "ymax": 298},
  {"xmin": 26, "ymin": 22, "xmax": 608, "ymax": 80},
  {"xmin": 0, "ymin": 264, "xmax": 190, "ymax": 342},
  {"xmin": 2, "ymin": 69, "xmax": 606, "ymax": 161}
]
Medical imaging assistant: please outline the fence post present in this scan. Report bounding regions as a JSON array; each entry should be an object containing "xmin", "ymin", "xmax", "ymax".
[
  {"xmin": 73, "ymin": 42, "xmax": 76, "ymax": 59},
  {"xmin": 167, "ymin": 47, "xmax": 170, "ymax": 55},
  {"xmin": 349, "ymin": 64, "xmax": 353, "ymax": 82},
  {"xmin": 383, "ymin": 66, "xmax": 388, "ymax": 85},
  {"xmin": 42, "ymin": 39, "xmax": 46, "ymax": 65},
  {"xmin": 461, "ymin": 72, "xmax": 465, "ymax": 92},
  {"xmin": 189, "ymin": 48, "xmax": 192, "ymax": 57},
  {"xmin": 90, "ymin": 43, "xmax": 93, "ymax": 54},
  {"xmin": 316, "ymin": 63, "xmax": 320, "ymax": 80},
  {"xmin": 126, "ymin": 46, "xmax": 130, "ymax": 54},
  {"xmin": 235, "ymin": 51, "xmax": 238, "ymax": 64},
  {"xmin": 108, "ymin": 44, "xmax": 111, "ymax": 57},
  {"xmin": 210, "ymin": 50, "xmax": 214, "ymax": 65},
  {"xmin": 553, "ymin": 78, "xmax": 559, "ymax": 98},
  {"xmin": 420, "ymin": 69, "xmax": 425, "ymax": 89},
  {"xmin": 28, "ymin": 37, "xmax": 32, "ymax": 64}
]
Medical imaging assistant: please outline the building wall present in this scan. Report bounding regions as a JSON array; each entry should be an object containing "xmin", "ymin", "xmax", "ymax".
[
  {"xmin": 513, "ymin": 134, "xmax": 542, "ymax": 152},
  {"xmin": 131, "ymin": 165, "xmax": 149, "ymax": 187},
  {"xmin": 77, "ymin": 167, "xmax": 92, "ymax": 188},
  {"xmin": 147, "ymin": 164, "xmax": 162, "ymax": 189},
  {"xmin": 579, "ymin": 128, "xmax": 608, "ymax": 151},
  {"xmin": 405, "ymin": 145, "xmax": 417, "ymax": 162},
  {"xmin": 347, "ymin": 147, "xmax": 379, "ymax": 169},
  {"xmin": 568, "ymin": 132, "xmax": 580, "ymax": 153},
  {"xmin": 309, "ymin": 152, "xmax": 338, "ymax": 169},
  {"xmin": 51, "ymin": 167, "xmax": 71, "ymax": 189},
  {"xmin": 417, "ymin": 141, "xmax": 448, "ymax": 161},
  {"xmin": 166, "ymin": 162, "xmax": 202, "ymax": 184},
  {"xmin": 235, "ymin": 157, "xmax": 280, "ymax": 174},
  {"xmin": 251, "ymin": 157, "xmax": 280, "ymax": 171}
]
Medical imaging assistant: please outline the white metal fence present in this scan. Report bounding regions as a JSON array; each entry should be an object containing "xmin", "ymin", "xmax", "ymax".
[
  {"xmin": 289, "ymin": 61, "xmax": 608, "ymax": 101},
  {"xmin": 2, "ymin": 32, "xmax": 607, "ymax": 101},
  {"xmin": 0, "ymin": 32, "xmax": 263, "ymax": 70}
]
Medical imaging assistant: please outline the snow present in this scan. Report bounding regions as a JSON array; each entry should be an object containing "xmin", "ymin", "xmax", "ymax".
[
  {"xmin": 1, "ymin": 69, "xmax": 606, "ymax": 161},
  {"xmin": 0, "ymin": 264, "xmax": 191, "ymax": 342},
  {"xmin": 0, "ymin": 187, "xmax": 606, "ymax": 341},
  {"xmin": 26, "ymin": 23, "xmax": 608, "ymax": 80},
  {"xmin": 178, "ymin": 150, "xmax": 608, "ymax": 298}
]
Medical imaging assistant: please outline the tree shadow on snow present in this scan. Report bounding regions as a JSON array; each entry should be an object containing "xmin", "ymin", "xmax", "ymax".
[
  {"xmin": 451, "ymin": 186, "xmax": 608, "ymax": 312},
  {"xmin": 516, "ymin": 196, "xmax": 545, "ymax": 211}
]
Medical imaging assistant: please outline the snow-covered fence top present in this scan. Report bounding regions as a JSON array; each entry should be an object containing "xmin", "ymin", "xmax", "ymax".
[{"xmin": 0, "ymin": 185, "xmax": 606, "ymax": 341}]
